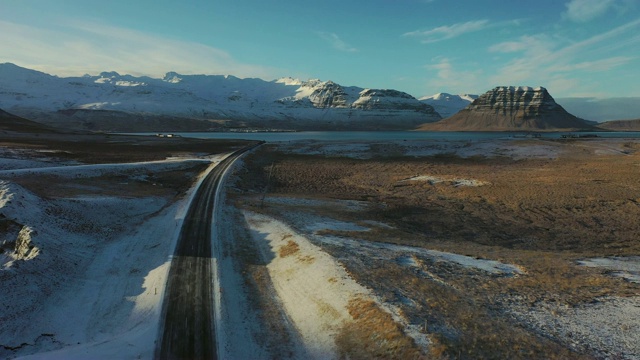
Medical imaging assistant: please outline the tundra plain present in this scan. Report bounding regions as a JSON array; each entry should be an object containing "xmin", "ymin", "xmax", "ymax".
[
  {"xmin": 231, "ymin": 137, "xmax": 640, "ymax": 359},
  {"xmin": 1, "ymin": 134, "xmax": 639, "ymax": 359}
]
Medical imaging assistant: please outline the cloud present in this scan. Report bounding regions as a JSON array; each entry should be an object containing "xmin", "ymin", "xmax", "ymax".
[
  {"xmin": 316, "ymin": 32, "xmax": 358, "ymax": 53},
  {"xmin": 564, "ymin": 0, "xmax": 615, "ymax": 22},
  {"xmin": 0, "ymin": 20, "xmax": 276, "ymax": 79},
  {"xmin": 425, "ymin": 57, "xmax": 484, "ymax": 93},
  {"xmin": 555, "ymin": 56, "xmax": 633, "ymax": 72},
  {"xmin": 404, "ymin": 20, "xmax": 490, "ymax": 43},
  {"xmin": 487, "ymin": 18, "xmax": 640, "ymax": 95}
]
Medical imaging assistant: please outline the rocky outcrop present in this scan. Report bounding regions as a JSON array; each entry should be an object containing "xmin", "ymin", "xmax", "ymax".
[
  {"xmin": 306, "ymin": 81, "xmax": 351, "ymax": 108},
  {"xmin": 418, "ymin": 86, "xmax": 594, "ymax": 131},
  {"xmin": 13, "ymin": 226, "xmax": 38, "ymax": 260},
  {"xmin": 352, "ymin": 89, "xmax": 437, "ymax": 114}
]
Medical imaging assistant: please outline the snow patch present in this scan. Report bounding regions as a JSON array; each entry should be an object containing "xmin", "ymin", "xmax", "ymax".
[
  {"xmin": 577, "ymin": 257, "xmax": 640, "ymax": 283},
  {"xmin": 244, "ymin": 211, "xmax": 370, "ymax": 358},
  {"xmin": 402, "ymin": 175, "xmax": 489, "ymax": 187},
  {"xmin": 509, "ymin": 297, "xmax": 640, "ymax": 359}
]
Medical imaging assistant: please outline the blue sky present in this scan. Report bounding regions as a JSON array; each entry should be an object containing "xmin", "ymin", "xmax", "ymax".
[{"xmin": 1, "ymin": 0, "xmax": 639, "ymax": 98}]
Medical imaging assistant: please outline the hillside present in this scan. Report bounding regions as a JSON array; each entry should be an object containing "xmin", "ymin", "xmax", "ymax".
[
  {"xmin": 597, "ymin": 119, "xmax": 640, "ymax": 131},
  {"xmin": 418, "ymin": 86, "xmax": 594, "ymax": 132},
  {"xmin": 0, "ymin": 108, "xmax": 56, "ymax": 133},
  {"xmin": 0, "ymin": 63, "xmax": 441, "ymax": 131}
]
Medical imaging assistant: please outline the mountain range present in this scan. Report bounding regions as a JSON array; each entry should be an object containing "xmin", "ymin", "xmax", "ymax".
[
  {"xmin": 2, "ymin": 63, "xmax": 640, "ymax": 132},
  {"xmin": 0, "ymin": 63, "xmax": 440, "ymax": 131}
]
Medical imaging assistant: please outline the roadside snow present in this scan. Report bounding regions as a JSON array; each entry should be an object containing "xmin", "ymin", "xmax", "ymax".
[
  {"xmin": 0, "ymin": 156, "xmax": 224, "ymax": 359},
  {"xmin": 243, "ymin": 211, "xmax": 371, "ymax": 359}
]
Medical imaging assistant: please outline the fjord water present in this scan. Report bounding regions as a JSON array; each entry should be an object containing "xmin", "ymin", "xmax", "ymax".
[{"xmin": 146, "ymin": 131, "xmax": 640, "ymax": 142}]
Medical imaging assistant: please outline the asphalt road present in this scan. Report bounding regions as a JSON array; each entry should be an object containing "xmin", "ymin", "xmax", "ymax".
[{"xmin": 155, "ymin": 144, "xmax": 260, "ymax": 360}]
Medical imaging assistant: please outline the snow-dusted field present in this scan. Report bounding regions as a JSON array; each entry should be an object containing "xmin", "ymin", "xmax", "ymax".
[
  {"xmin": 0, "ymin": 151, "xmax": 224, "ymax": 359},
  {"xmin": 276, "ymin": 138, "xmax": 566, "ymax": 160},
  {"xmin": 3, "ymin": 137, "xmax": 639, "ymax": 359}
]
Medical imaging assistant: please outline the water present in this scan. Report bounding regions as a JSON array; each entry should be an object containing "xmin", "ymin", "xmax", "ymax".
[{"xmin": 138, "ymin": 131, "xmax": 640, "ymax": 142}]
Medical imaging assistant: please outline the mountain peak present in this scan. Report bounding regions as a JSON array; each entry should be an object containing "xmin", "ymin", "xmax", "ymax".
[
  {"xmin": 99, "ymin": 71, "xmax": 121, "ymax": 78},
  {"xmin": 163, "ymin": 71, "xmax": 182, "ymax": 83},
  {"xmin": 275, "ymin": 77, "xmax": 303, "ymax": 86}
]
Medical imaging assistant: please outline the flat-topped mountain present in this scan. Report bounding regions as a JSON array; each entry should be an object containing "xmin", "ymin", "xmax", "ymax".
[
  {"xmin": 0, "ymin": 63, "xmax": 441, "ymax": 131},
  {"xmin": 418, "ymin": 86, "xmax": 594, "ymax": 131}
]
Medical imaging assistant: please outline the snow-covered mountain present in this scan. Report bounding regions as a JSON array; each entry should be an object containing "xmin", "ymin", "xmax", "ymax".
[
  {"xmin": 0, "ymin": 63, "xmax": 441, "ymax": 131},
  {"xmin": 419, "ymin": 93, "xmax": 478, "ymax": 118}
]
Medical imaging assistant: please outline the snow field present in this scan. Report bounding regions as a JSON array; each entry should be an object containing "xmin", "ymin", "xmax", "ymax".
[{"xmin": 0, "ymin": 156, "xmax": 224, "ymax": 359}]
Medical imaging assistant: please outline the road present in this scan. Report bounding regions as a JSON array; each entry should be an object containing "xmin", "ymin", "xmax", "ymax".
[{"xmin": 155, "ymin": 143, "xmax": 260, "ymax": 360}]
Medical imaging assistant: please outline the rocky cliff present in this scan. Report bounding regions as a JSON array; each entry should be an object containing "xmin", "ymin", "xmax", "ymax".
[{"xmin": 418, "ymin": 86, "xmax": 594, "ymax": 131}]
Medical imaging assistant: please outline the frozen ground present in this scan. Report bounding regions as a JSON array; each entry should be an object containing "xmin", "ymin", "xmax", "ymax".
[
  {"xmin": 3, "ymin": 138, "xmax": 638, "ymax": 359},
  {"xmin": 508, "ymin": 296, "xmax": 640, "ymax": 360},
  {"xmin": 254, "ymin": 193, "xmax": 640, "ymax": 359},
  {"xmin": 261, "ymin": 195, "xmax": 523, "ymax": 277},
  {"xmin": 0, "ymin": 153, "xmax": 224, "ymax": 359},
  {"xmin": 276, "ymin": 138, "xmax": 565, "ymax": 160},
  {"xmin": 276, "ymin": 137, "xmax": 640, "ymax": 161}
]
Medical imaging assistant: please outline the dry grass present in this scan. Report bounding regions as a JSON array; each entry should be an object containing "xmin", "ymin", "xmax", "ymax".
[
  {"xmin": 241, "ymin": 143, "xmax": 640, "ymax": 256},
  {"xmin": 233, "ymin": 139, "xmax": 640, "ymax": 358},
  {"xmin": 336, "ymin": 297, "xmax": 425, "ymax": 359},
  {"xmin": 0, "ymin": 133, "xmax": 253, "ymax": 164},
  {"xmin": 10, "ymin": 165, "xmax": 210, "ymax": 200},
  {"xmin": 279, "ymin": 239, "xmax": 300, "ymax": 258}
]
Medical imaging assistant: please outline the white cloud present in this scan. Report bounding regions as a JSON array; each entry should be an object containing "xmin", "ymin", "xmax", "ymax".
[
  {"xmin": 564, "ymin": 0, "xmax": 615, "ymax": 22},
  {"xmin": 425, "ymin": 57, "xmax": 484, "ymax": 94},
  {"xmin": 487, "ymin": 18, "xmax": 640, "ymax": 95},
  {"xmin": 555, "ymin": 56, "xmax": 632, "ymax": 72},
  {"xmin": 316, "ymin": 32, "xmax": 358, "ymax": 53},
  {"xmin": 404, "ymin": 20, "xmax": 489, "ymax": 43},
  {"xmin": 0, "ymin": 20, "xmax": 276, "ymax": 79},
  {"xmin": 488, "ymin": 41, "xmax": 528, "ymax": 53}
]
